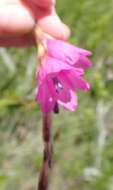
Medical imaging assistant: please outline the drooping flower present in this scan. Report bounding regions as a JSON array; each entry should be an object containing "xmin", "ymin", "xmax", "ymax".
[{"xmin": 36, "ymin": 39, "xmax": 92, "ymax": 113}]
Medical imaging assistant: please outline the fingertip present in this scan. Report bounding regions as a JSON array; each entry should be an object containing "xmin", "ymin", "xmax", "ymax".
[
  {"xmin": 38, "ymin": 13, "xmax": 71, "ymax": 40},
  {"xmin": 59, "ymin": 23, "xmax": 71, "ymax": 41}
]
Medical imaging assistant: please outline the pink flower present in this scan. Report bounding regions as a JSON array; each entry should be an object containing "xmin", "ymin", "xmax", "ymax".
[{"xmin": 36, "ymin": 39, "xmax": 92, "ymax": 113}]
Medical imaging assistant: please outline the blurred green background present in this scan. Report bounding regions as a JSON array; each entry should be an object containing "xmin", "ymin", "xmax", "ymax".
[{"xmin": 0, "ymin": 0, "xmax": 113, "ymax": 189}]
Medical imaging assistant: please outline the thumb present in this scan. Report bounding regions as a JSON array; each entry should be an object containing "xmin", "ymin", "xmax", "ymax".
[{"xmin": 38, "ymin": 9, "xmax": 70, "ymax": 40}]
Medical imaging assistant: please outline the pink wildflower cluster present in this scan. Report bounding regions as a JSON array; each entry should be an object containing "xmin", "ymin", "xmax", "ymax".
[{"xmin": 36, "ymin": 39, "xmax": 92, "ymax": 113}]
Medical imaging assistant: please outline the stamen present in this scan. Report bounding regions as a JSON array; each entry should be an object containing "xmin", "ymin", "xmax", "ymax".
[
  {"xmin": 52, "ymin": 77, "xmax": 63, "ymax": 93},
  {"xmin": 58, "ymin": 82, "xmax": 63, "ymax": 89},
  {"xmin": 53, "ymin": 102, "xmax": 59, "ymax": 114}
]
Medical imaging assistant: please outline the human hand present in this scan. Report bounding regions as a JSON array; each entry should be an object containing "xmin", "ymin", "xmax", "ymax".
[{"xmin": 0, "ymin": 0, "xmax": 70, "ymax": 47}]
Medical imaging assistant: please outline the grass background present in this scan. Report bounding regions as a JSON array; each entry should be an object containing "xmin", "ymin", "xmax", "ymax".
[{"xmin": 0, "ymin": 0, "xmax": 113, "ymax": 189}]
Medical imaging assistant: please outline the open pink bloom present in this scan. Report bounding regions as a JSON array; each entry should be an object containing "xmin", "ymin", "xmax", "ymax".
[{"xmin": 36, "ymin": 39, "xmax": 92, "ymax": 113}]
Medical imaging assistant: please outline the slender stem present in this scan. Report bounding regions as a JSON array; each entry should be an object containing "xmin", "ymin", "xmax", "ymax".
[{"xmin": 37, "ymin": 113, "xmax": 53, "ymax": 190}]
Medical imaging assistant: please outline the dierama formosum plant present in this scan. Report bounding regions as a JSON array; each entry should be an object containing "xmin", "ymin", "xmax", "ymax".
[{"xmin": 35, "ymin": 27, "xmax": 92, "ymax": 190}]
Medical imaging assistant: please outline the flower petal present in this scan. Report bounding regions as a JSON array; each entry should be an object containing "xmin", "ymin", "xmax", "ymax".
[
  {"xmin": 59, "ymin": 69, "xmax": 90, "ymax": 91},
  {"xmin": 47, "ymin": 39, "xmax": 80, "ymax": 63},
  {"xmin": 36, "ymin": 79, "xmax": 55, "ymax": 112},
  {"xmin": 47, "ymin": 39, "xmax": 92, "ymax": 64},
  {"xmin": 56, "ymin": 84, "xmax": 71, "ymax": 103},
  {"xmin": 74, "ymin": 55, "xmax": 92, "ymax": 70},
  {"xmin": 58, "ymin": 91, "xmax": 78, "ymax": 111},
  {"xmin": 38, "ymin": 55, "xmax": 72, "ymax": 81}
]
